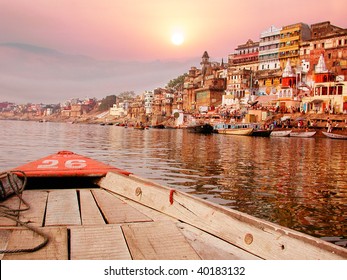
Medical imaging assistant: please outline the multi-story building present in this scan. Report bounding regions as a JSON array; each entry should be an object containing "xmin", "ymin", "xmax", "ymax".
[
  {"xmin": 301, "ymin": 21, "xmax": 347, "ymax": 77},
  {"xmin": 259, "ymin": 25, "xmax": 282, "ymax": 71},
  {"xmin": 144, "ymin": 90, "xmax": 154, "ymax": 115},
  {"xmin": 302, "ymin": 54, "xmax": 347, "ymax": 113},
  {"xmin": 257, "ymin": 26, "xmax": 282, "ymax": 96},
  {"xmin": 228, "ymin": 39, "xmax": 259, "ymax": 72},
  {"xmin": 279, "ymin": 23, "xmax": 311, "ymax": 69},
  {"xmin": 183, "ymin": 66, "xmax": 201, "ymax": 111},
  {"xmin": 182, "ymin": 52, "xmax": 226, "ymax": 113}
]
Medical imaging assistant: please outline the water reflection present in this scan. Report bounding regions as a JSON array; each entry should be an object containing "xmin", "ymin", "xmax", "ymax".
[{"xmin": 0, "ymin": 120, "xmax": 346, "ymax": 238}]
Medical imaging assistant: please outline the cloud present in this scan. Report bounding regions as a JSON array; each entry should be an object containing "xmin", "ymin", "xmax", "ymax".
[{"xmin": 0, "ymin": 43, "xmax": 200, "ymax": 103}]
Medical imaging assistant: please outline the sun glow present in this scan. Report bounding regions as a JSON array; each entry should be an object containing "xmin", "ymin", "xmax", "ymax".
[{"xmin": 171, "ymin": 32, "xmax": 184, "ymax": 45}]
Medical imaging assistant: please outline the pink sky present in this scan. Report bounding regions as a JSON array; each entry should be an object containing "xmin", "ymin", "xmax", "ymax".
[
  {"xmin": 0, "ymin": 0, "xmax": 346, "ymax": 103},
  {"xmin": 1, "ymin": 0, "xmax": 346, "ymax": 61}
]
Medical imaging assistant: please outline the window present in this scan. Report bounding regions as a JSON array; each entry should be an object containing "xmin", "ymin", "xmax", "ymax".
[
  {"xmin": 322, "ymin": 87, "xmax": 328, "ymax": 95},
  {"xmin": 337, "ymin": 86, "xmax": 343, "ymax": 95}
]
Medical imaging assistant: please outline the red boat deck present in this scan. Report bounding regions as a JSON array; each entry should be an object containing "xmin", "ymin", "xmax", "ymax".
[{"xmin": 13, "ymin": 150, "xmax": 131, "ymax": 177}]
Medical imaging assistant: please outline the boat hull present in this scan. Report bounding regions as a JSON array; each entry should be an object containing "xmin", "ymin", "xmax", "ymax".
[
  {"xmin": 187, "ymin": 123, "xmax": 214, "ymax": 134},
  {"xmin": 217, "ymin": 128, "xmax": 253, "ymax": 135},
  {"xmin": 290, "ymin": 131, "xmax": 316, "ymax": 138},
  {"xmin": 322, "ymin": 131, "xmax": 347, "ymax": 139},
  {"xmin": 270, "ymin": 130, "xmax": 292, "ymax": 137},
  {"xmin": 251, "ymin": 130, "xmax": 272, "ymax": 137}
]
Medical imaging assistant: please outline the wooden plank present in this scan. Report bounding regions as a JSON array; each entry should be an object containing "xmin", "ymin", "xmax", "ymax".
[
  {"xmin": 45, "ymin": 190, "xmax": 81, "ymax": 226},
  {"xmin": 177, "ymin": 222, "xmax": 260, "ymax": 260},
  {"xmin": 100, "ymin": 172, "xmax": 347, "ymax": 260},
  {"xmin": 0, "ymin": 195, "xmax": 21, "ymax": 226},
  {"xmin": 18, "ymin": 190, "xmax": 48, "ymax": 227},
  {"xmin": 2, "ymin": 227, "xmax": 68, "ymax": 260},
  {"xmin": 70, "ymin": 225, "xmax": 131, "ymax": 260},
  {"xmin": 122, "ymin": 221, "xmax": 200, "ymax": 260},
  {"xmin": 79, "ymin": 190, "xmax": 105, "ymax": 225},
  {"xmin": 0, "ymin": 230, "xmax": 11, "ymax": 259},
  {"xmin": 92, "ymin": 189, "xmax": 152, "ymax": 224},
  {"xmin": 113, "ymin": 192, "xmax": 177, "ymax": 222}
]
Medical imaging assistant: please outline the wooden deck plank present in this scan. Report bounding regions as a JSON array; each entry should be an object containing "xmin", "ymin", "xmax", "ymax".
[
  {"xmin": 79, "ymin": 190, "xmax": 105, "ymax": 225},
  {"xmin": 18, "ymin": 190, "xmax": 48, "ymax": 227},
  {"xmin": 92, "ymin": 189, "xmax": 152, "ymax": 224},
  {"xmin": 122, "ymin": 221, "xmax": 201, "ymax": 260},
  {"xmin": 45, "ymin": 190, "xmax": 81, "ymax": 226},
  {"xmin": 70, "ymin": 225, "xmax": 132, "ymax": 260},
  {"xmin": 0, "ymin": 195, "xmax": 21, "ymax": 226},
  {"xmin": 2, "ymin": 227, "xmax": 68, "ymax": 260},
  {"xmin": 0, "ymin": 230, "xmax": 12, "ymax": 259},
  {"xmin": 112, "ymin": 192, "xmax": 177, "ymax": 222},
  {"xmin": 177, "ymin": 223, "xmax": 261, "ymax": 260}
]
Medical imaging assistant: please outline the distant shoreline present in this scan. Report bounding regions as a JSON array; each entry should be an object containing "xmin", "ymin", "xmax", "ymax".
[{"xmin": 1, "ymin": 111, "xmax": 347, "ymax": 127}]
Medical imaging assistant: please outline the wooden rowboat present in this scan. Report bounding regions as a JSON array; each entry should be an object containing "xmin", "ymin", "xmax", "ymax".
[
  {"xmin": 322, "ymin": 131, "xmax": 347, "ymax": 140},
  {"xmin": 290, "ymin": 130, "xmax": 316, "ymax": 138},
  {"xmin": 1, "ymin": 151, "xmax": 346, "ymax": 260},
  {"xmin": 270, "ymin": 129, "xmax": 292, "ymax": 137},
  {"xmin": 186, "ymin": 123, "xmax": 214, "ymax": 134}
]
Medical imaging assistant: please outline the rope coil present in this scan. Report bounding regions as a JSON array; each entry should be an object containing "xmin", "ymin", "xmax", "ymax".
[{"xmin": 0, "ymin": 171, "xmax": 49, "ymax": 254}]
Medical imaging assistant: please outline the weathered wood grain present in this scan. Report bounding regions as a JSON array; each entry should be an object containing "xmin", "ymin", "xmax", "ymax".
[
  {"xmin": 122, "ymin": 221, "xmax": 200, "ymax": 260},
  {"xmin": 45, "ymin": 189, "xmax": 81, "ymax": 226},
  {"xmin": 79, "ymin": 189, "xmax": 105, "ymax": 225},
  {"xmin": 2, "ymin": 227, "xmax": 68, "ymax": 260},
  {"xmin": 70, "ymin": 225, "xmax": 131, "ymax": 260},
  {"xmin": 19, "ymin": 190, "xmax": 48, "ymax": 227},
  {"xmin": 92, "ymin": 189, "xmax": 152, "ymax": 224}
]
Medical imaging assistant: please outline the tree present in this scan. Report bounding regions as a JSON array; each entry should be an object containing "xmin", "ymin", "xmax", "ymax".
[
  {"xmin": 98, "ymin": 95, "xmax": 117, "ymax": 111},
  {"xmin": 117, "ymin": 91, "xmax": 136, "ymax": 102},
  {"xmin": 166, "ymin": 73, "xmax": 187, "ymax": 89}
]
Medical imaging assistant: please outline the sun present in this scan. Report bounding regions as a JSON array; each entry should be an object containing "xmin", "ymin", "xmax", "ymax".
[{"xmin": 171, "ymin": 32, "xmax": 184, "ymax": 46}]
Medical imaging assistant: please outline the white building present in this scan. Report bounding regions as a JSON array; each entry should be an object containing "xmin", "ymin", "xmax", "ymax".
[
  {"xmin": 258, "ymin": 25, "xmax": 282, "ymax": 71},
  {"xmin": 109, "ymin": 102, "xmax": 127, "ymax": 117},
  {"xmin": 144, "ymin": 90, "xmax": 154, "ymax": 114}
]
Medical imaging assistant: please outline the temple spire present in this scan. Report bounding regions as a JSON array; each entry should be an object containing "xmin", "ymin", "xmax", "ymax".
[
  {"xmin": 282, "ymin": 59, "xmax": 294, "ymax": 77},
  {"xmin": 315, "ymin": 54, "xmax": 328, "ymax": 73}
]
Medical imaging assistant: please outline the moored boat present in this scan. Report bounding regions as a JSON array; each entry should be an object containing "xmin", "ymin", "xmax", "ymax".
[
  {"xmin": 186, "ymin": 123, "xmax": 214, "ymax": 134},
  {"xmin": 214, "ymin": 123, "xmax": 253, "ymax": 136},
  {"xmin": 290, "ymin": 130, "xmax": 316, "ymax": 138},
  {"xmin": 250, "ymin": 129, "xmax": 272, "ymax": 137},
  {"xmin": 270, "ymin": 129, "xmax": 292, "ymax": 137},
  {"xmin": 249, "ymin": 123, "xmax": 272, "ymax": 137},
  {"xmin": 322, "ymin": 131, "xmax": 347, "ymax": 140},
  {"xmin": 1, "ymin": 151, "xmax": 346, "ymax": 260}
]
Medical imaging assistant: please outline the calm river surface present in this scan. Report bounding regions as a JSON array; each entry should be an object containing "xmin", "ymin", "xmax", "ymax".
[{"xmin": 1, "ymin": 120, "xmax": 346, "ymax": 239}]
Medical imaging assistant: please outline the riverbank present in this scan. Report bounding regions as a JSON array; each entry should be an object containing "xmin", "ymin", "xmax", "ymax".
[{"xmin": 1, "ymin": 110, "xmax": 347, "ymax": 128}]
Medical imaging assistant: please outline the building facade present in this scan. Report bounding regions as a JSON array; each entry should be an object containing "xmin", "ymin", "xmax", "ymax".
[{"xmin": 279, "ymin": 23, "xmax": 311, "ymax": 68}]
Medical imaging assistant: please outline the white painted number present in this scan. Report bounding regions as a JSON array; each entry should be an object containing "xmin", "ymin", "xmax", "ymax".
[
  {"xmin": 65, "ymin": 160, "xmax": 87, "ymax": 169},
  {"xmin": 37, "ymin": 159, "xmax": 87, "ymax": 169},
  {"xmin": 37, "ymin": 160, "xmax": 59, "ymax": 169}
]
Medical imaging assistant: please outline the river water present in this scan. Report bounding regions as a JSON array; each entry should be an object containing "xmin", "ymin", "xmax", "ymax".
[{"xmin": 1, "ymin": 120, "xmax": 346, "ymax": 239}]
